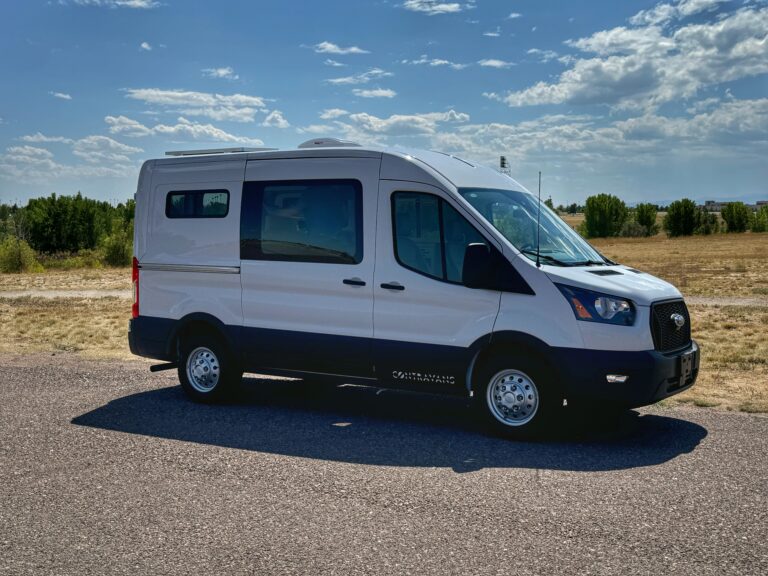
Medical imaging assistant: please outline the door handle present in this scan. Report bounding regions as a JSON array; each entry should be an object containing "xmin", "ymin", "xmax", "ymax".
[
  {"xmin": 380, "ymin": 282, "xmax": 405, "ymax": 291},
  {"xmin": 343, "ymin": 277, "xmax": 366, "ymax": 286}
]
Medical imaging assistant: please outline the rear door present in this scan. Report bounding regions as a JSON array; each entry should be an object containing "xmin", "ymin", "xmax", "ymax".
[
  {"xmin": 373, "ymin": 181, "xmax": 502, "ymax": 391},
  {"xmin": 240, "ymin": 157, "xmax": 379, "ymax": 377}
]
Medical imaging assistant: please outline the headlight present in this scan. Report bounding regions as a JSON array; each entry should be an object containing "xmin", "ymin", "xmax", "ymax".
[{"xmin": 555, "ymin": 284, "xmax": 636, "ymax": 326}]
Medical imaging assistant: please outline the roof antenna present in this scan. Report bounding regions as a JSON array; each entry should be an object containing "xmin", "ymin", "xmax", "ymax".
[{"xmin": 536, "ymin": 171, "xmax": 542, "ymax": 269}]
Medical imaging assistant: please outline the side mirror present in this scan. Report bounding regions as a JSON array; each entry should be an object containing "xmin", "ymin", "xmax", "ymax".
[{"xmin": 462, "ymin": 243, "xmax": 494, "ymax": 289}]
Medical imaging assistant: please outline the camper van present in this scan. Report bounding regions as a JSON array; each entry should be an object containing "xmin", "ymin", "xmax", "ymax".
[{"xmin": 128, "ymin": 139, "xmax": 699, "ymax": 437}]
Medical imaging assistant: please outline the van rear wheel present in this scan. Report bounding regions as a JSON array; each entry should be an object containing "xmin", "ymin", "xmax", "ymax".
[
  {"xmin": 178, "ymin": 334, "xmax": 241, "ymax": 403},
  {"xmin": 473, "ymin": 355, "xmax": 562, "ymax": 439}
]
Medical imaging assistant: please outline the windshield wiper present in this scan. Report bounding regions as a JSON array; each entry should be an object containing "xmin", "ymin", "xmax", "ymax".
[
  {"xmin": 569, "ymin": 259, "xmax": 607, "ymax": 267},
  {"xmin": 519, "ymin": 250, "xmax": 571, "ymax": 267}
]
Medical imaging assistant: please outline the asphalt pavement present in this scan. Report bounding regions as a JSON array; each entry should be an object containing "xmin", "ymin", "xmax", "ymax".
[{"xmin": 1, "ymin": 353, "xmax": 766, "ymax": 575}]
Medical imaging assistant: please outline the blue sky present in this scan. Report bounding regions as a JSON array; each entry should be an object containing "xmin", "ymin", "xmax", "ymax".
[{"xmin": 1, "ymin": 0, "xmax": 766, "ymax": 205}]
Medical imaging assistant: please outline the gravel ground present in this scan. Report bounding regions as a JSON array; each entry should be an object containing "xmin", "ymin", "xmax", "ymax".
[{"xmin": 0, "ymin": 353, "xmax": 766, "ymax": 576}]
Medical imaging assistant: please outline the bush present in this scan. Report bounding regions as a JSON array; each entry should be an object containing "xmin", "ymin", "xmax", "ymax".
[
  {"xmin": 100, "ymin": 220, "xmax": 132, "ymax": 267},
  {"xmin": 721, "ymin": 202, "xmax": 751, "ymax": 233},
  {"xmin": 620, "ymin": 221, "xmax": 649, "ymax": 237},
  {"xmin": 752, "ymin": 205, "xmax": 768, "ymax": 233},
  {"xmin": 0, "ymin": 237, "xmax": 44, "ymax": 273},
  {"xmin": 663, "ymin": 199, "xmax": 697, "ymax": 237},
  {"xmin": 634, "ymin": 203, "xmax": 658, "ymax": 236},
  {"xmin": 39, "ymin": 250, "xmax": 103, "ymax": 270},
  {"xmin": 694, "ymin": 207, "xmax": 719, "ymax": 235},
  {"xmin": 583, "ymin": 194, "xmax": 628, "ymax": 238}
]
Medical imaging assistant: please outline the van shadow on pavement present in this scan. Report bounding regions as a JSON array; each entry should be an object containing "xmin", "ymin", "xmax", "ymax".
[{"xmin": 72, "ymin": 375, "xmax": 708, "ymax": 473}]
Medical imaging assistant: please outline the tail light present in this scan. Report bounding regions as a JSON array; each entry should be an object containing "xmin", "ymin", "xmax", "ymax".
[{"xmin": 132, "ymin": 256, "xmax": 139, "ymax": 318}]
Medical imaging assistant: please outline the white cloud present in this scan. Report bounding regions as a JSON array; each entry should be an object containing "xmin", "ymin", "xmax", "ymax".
[
  {"xmin": 313, "ymin": 41, "xmax": 369, "ymax": 55},
  {"xmin": 50, "ymin": 91, "xmax": 72, "ymax": 100},
  {"xmin": 20, "ymin": 133, "xmax": 74, "ymax": 144},
  {"xmin": 483, "ymin": 27, "xmax": 501, "ymax": 37},
  {"xmin": 105, "ymin": 115, "xmax": 264, "ymax": 145},
  {"xmin": 345, "ymin": 110, "xmax": 470, "ymax": 136},
  {"xmin": 527, "ymin": 48, "xmax": 560, "ymax": 63},
  {"xmin": 401, "ymin": 55, "xmax": 468, "ymax": 70},
  {"xmin": 202, "ymin": 66, "xmax": 239, "ymax": 80},
  {"xmin": 324, "ymin": 59, "xmax": 346, "ymax": 67},
  {"xmin": 319, "ymin": 108, "xmax": 349, "ymax": 120},
  {"xmin": 401, "ymin": 1, "xmax": 469, "ymax": 16},
  {"xmin": 326, "ymin": 68, "xmax": 393, "ymax": 85},
  {"xmin": 352, "ymin": 88, "xmax": 397, "ymax": 98},
  {"xmin": 508, "ymin": 12, "xmax": 522, "ymax": 19},
  {"xmin": 262, "ymin": 110, "xmax": 290, "ymax": 129},
  {"xmin": 297, "ymin": 124, "xmax": 336, "ymax": 135},
  {"xmin": 490, "ymin": 5, "xmax": 768, "ymax": 110},
  {"xmin": 140, "ymin": 41, "xmax": 152, "ymax": 51},
  {"xmin": 72, "ymin": 135, "xmax": 143, "ymax": 163},
  {"xmin": 478, "ymin": 58, "xmax": 515, "ymax": 68},
  {"xmin": 5, "ymin": 146, "xmax": 54, "ymax": 161},
  {"xmin": 629, "ymin": 0, "xmax": 728, "ymax": 26},
  {"xmin": 0, "ymin": 139, "xmax": 140, "ymax": 185},
  {"xmin": 124, "ymin": 88, "xmax": 268, "ymax": 122},
  {"xmin": 71, "ymin": 0, "xmax": 160, "ymax": 8}
]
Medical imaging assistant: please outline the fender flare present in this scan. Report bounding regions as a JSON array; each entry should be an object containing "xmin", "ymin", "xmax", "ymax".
[
  {"xmin": 167, "ymin": 313, "xmax": 241, "ymax": 359},
  {"xmin": 465, "ymin": 330, "xmax": 557, "ymax": 394}
]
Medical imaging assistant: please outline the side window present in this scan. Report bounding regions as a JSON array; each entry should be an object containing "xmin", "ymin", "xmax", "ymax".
[
  {"xmin": 241, "ymin": 179, "xmax": 363, "ymax": 264},
  {"xmin": 166, "ymin": 190, "xmax": 229, "ymax": 218},
  {"xmin": 392, "ymin": 192, "xmax": 486, "ymax": 283}
]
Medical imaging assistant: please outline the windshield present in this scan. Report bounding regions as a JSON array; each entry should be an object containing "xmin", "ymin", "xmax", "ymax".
[{"xmin": 459, "ymin": 188, "xmax": 607, "ymax": 266}]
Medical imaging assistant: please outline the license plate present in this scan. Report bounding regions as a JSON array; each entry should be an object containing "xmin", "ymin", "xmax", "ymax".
[{"xmin": 679, "ymin": 350, "xmax": 694, "ymax": 385}]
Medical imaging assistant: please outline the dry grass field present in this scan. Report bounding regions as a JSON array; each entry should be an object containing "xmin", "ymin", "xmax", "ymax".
[
  {"xmin": 590, "ymin": 233, "xmax": 768, "ymax": 299},
  {"xmin": 0, "ymin": 296, "xmax": 133, "ymax": 359},
  {"xmin": 0, "ymin": 267, "xmax": 129, "ymax": 292},
  {"xmin": 0, "ymin": 231, "xmax": 766, "ymax": 412}
]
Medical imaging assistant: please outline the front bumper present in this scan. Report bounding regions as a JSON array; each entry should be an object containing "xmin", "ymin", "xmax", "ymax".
[{"xmin": 553, "ymin": 340, "xmax": 700, "ymax": 408}]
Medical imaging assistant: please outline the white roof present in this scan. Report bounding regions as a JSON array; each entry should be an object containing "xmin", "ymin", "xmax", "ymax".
[{"xmin": 152, "ymin": 144, "xmax": 529, "ymax": 193}]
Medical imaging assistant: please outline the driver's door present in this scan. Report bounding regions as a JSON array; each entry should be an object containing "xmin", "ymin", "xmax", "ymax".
[{"xmin": 373, "ymin": 181, "xmax": 502, "ymax": 391}]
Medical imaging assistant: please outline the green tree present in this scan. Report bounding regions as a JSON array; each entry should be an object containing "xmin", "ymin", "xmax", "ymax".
[
  {"xmin": 663, "ymin": 199, "xmax": 697, "ymax": 237},
  {"xmin": 544, "ymin": 197, "xmax": 554, "ymax": 210},
  {"xmin": 583, "ymin": 194, "xmax": 628, "ymax": 238},
  {"xmin": 751, "ymin": 205, "xmax": 768, "ymax": 233},
  {"xmin": 694, "ymin": 207, "xmax": 719, "ymax": 235},
  {"xmin": 634, "ymin": 203, "xmax": 658, "ymax": 236},
  {"xmin": 721, "ymin": 202, "xmax": 751, "ymax": 233}
]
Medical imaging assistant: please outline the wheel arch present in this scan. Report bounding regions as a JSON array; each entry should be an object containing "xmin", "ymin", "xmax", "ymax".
[
  {"xmin": 466, "ymin": 331, "xmax": 559, "ymax": 395},
  {"xmin": 167, "ymin": 313, "xmax": 241, "ymax": 360}
]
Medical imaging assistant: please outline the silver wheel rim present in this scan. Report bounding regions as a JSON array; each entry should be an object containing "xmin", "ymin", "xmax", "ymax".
[
  {"xmin": 486, "ymin": 369, "xmax": 539, "ymax": 427},
  {"xmin": 186, "ymin": 347, "xmax": 220, "ymax": 393}
]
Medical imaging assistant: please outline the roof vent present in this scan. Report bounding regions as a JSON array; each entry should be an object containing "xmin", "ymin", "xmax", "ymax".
[
  {"xmin": 298, "ymin": 138, "xmax": 361, "ymax": 149},
  {"xmin": 165, "ymin": 147, "xmax": 276, "ymax": 156}
]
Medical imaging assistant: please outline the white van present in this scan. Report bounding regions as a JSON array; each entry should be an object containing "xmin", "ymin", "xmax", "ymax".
[{"xmin": 129, "ymin": 139, "xmax": 699, "ymax": 437}]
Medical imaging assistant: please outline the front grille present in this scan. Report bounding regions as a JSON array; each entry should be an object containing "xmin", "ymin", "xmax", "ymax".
[{"xmin": 650, "ymin": 299, "xmax": 691, "ymax": 352}]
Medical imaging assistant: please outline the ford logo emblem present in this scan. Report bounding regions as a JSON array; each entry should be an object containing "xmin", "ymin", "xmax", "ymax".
[{"xmin": 671, "ymin": 313, "xmax": 686, "ymax": 330}]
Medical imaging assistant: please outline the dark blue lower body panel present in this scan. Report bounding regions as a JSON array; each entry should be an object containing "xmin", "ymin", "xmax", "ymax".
[
  {"xmin": 129, "ymin": 315, "xmax": 699, "ymax": 407},
  {"xmin": 552, "ymin": 341, "xmax": 700, "ymax": 408}
]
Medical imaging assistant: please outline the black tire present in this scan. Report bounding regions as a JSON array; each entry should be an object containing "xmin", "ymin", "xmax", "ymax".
[
  {"xmin": 472, "ymin": 354, "xmax": 564, "ymax": 440},
  {"xmin": 178, "ymin": 332, "xmax": 242, "ymax": 403}
]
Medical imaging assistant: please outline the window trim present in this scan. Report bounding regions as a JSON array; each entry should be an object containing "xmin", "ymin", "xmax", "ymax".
[
  {"xmin": 240, "ymin": 178, "xmax": 364, "ymax": 265},
  {"xmin": 391, "ymin": 191, "xmax": 487, "ymax": 285},
  {"xmin": 165, "ymin": 189, "xmax": 230, "ymax": 219}
]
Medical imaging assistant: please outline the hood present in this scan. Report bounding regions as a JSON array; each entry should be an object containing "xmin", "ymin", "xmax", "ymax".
[{"xmin": 542, "ymin": 264, "xmax": 682, "ymax": 306}]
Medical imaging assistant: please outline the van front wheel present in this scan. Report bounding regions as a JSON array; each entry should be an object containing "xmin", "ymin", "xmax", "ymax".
[
  {"xmin": 178, "ymin": 335, "xmax": 241, "ymax": 402},
  {"xmin": 473, "ymin": 356, "xmax": 562, "ymax": 439}
]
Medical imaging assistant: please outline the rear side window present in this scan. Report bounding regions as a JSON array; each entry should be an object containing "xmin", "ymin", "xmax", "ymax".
[
  {"xmin": 166, "ymin": 190, "xmax": 229, "ymax": 218},
  {"xmin": 241, "ymin": 179, "xmax": 363, "ymax": 264},
  {"xmin": 393, "ymin": 191, "xmax": 486, "ymax": 283}
]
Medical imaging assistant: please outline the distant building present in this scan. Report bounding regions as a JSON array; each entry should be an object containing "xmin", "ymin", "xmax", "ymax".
[{"xmin": 699, "ymin": 200, "xmax": 767, "ymax": 211}]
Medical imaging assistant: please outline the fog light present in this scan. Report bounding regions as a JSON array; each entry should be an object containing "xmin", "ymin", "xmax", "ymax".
[{"xmin": 606, "ymin": 374, "xmax": 629, "ymax": 384}]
